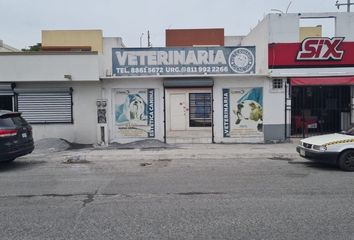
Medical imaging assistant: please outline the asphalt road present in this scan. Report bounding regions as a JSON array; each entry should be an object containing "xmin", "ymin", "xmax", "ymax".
[{"xmin": 1, "ymin": 151, "xmax": 354, "ymax": 240}]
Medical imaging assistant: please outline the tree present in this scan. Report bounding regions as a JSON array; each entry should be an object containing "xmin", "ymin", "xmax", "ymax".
[{"xmin": 21, "ymin": 43, "xmax": 42, "ymax": 52}]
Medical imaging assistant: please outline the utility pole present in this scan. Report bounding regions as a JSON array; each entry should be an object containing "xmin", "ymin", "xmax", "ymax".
[
  {"xmin": 139, "ymin": 33, "xmax": 144, "ymax": 48},
  {"xmin": 335, "ymin": 0, "xmax": 354, "ymax": 12},
  {"xmin": 349, "ymin": 0, "xmax": 352, "ymax": 12},
  {"xmin": 147, "ymin": 30, "xmax": 152, "ymax": 48}
]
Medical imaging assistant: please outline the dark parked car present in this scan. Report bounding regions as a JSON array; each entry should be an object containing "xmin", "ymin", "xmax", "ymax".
[{"xmin": 0, "ymin": 110, "xmax": 34, "ymax": 162}]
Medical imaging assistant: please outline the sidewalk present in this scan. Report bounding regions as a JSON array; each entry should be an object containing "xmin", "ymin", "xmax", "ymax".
[
  {"xmin": 32, "ymin": 138, "xmax": 302, "ymax": 162},
  {"xmin": 83, "ymin": 140, "xmax": 302, "ymax": 162}
]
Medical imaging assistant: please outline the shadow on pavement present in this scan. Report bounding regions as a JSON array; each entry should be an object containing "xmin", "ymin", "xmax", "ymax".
[
  {"xmin": 0, "ymin": 159, "xmax": 46, "ymax": 172},
  {"xmin": 103, "ymin": 139, "xmax": 176, "ymax": 150},
  {"xmin": 292, "ymin": 161, "xmax": 341, "ymax": 171}
]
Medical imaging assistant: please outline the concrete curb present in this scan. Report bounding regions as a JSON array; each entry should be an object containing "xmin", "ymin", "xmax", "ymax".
[
  {"xmin": 74, "ymin": 147, "xmax": 301, "ymax": 162},
  {"xmin": 85, "ymin": 153, "xmax": 301, "ymax": 161},
  {"xmin": 40, "ymin": 142, "xmax": 302, "ymax": 163}
]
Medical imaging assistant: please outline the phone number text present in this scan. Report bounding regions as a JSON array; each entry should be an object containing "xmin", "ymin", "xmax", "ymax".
[{"xmin": 115, "ymin": 66, "xmax": 230, "ymax": 75}]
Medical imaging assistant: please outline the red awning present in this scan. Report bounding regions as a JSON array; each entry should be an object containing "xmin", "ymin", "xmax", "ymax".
[{"xmin": 291, "ymin": 76, "xmax": 354, "ymax": 86}]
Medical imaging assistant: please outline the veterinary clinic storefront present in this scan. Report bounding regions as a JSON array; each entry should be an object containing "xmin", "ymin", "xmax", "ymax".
[{"xmin": 101, "ymin": 46, "xmax": 284, "ymax": 144}]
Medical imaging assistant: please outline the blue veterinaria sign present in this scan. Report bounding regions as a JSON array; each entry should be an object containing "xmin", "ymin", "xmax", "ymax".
[{"xmin": 112, "ymin": 47, "xmax": 256, "ymax": 76}]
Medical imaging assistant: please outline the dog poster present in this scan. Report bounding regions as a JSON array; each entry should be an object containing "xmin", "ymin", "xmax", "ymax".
[
  {"xmin": 223, "ymin": 87, "xmax": 263, "ymax": 137},
  {"xmin": 114, "ymin": 89, "xmax": 155, "ymax": 138}
]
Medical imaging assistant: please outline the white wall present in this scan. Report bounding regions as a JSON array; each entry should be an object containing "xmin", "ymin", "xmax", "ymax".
[
  {"xmin": 270, "ymin": 67, "xmax": 354, "ymax": 77},
  {"xmin": 336, "ymin": 12, "xmax": 354, "ymax": 41},
  {"xmin": 0, "ymin": 40, "xmax": 19, "ymax": 52},
  {"xmin": 263, "ymin": 78, "xmax": 286, "ymax": 126},
  {"xmin": 241, "ymin": 15, "xmax": 270, "ymax": 75},
  {"xmin": 101, "ymin": 37, "xmax": 125, "ymax": 78},
  {"xmin": 101, "ymin": 78, "xmax": 164, "ymax": 143},
  {"xmin": 101, "ymin": 76, "xmax": 284, "ymax": 144},
  {"xmin": 0, "ymin": 53, "xmax": 99, "ymax": 82},
  {"xmin": 224, "ymin": 36, "xmax": 244, "ymax": 46},
  {"xmin": 16, "ymin": 82, "xmax": 101, "ymax": 144},
  {"xmin": 214, "ymin": 76, "xmax": 263, "ymax": 143},
  {"xmin": 0, "ymin": 52, "xmax": 101, "ymax": 144},
  {"xmin": 268, "ymin": 14, "xmax": 299, "ymax": 43},
  {"xmin": 268, "ymin": 12, "xmax": 354, "ymax": 42}
]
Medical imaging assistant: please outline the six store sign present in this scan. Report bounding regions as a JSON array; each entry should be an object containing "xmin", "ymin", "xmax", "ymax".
[{"xmin": 112, "ymin": 47, "xmax": 256, "ymax": 76}]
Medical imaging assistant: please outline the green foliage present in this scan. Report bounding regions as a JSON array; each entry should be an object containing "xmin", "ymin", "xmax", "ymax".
[{"xmin": 21, "ymin": 43, "xmax": 42, "ymax": 52}]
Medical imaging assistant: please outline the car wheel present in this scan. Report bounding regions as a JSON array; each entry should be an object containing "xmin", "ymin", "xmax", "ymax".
[{"xmin": 338, "ymin": 150, "xmax": 354, "ymax": 171}]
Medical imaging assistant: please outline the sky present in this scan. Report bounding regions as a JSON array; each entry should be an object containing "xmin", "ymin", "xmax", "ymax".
[{"xmin": 0, "ymin": 0, "xmax": 348, "ymax": 49}]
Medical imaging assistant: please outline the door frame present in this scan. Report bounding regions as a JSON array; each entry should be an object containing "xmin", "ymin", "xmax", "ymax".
[
  {"xmin": 164, "ymin": 87, "xmax": 214, "ymax": 142},
  {"xmin": 290, "ymin": 85, "xmax": 351, "ymax": 138}
]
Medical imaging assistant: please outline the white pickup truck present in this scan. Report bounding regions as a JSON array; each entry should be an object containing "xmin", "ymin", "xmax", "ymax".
[{"xmin": 296, "ymin": 128, "xmax": 354, "ymax": 171}]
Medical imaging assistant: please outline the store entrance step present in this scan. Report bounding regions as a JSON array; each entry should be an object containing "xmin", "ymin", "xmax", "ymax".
[{"xmin": 166, "ymin": 137, "xmax": 212, "ymax": 144}]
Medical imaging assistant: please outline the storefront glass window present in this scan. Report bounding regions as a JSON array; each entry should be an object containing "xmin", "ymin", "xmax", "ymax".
[{"xmin": 189, "ymin": 93, "xmax": 212, "ymax": 127}]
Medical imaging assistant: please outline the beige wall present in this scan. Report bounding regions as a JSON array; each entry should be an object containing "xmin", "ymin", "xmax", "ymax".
[
  {"xmin": 42, "ymin": 30, "xmax": 103, "ymax": 53},
  {"xmin": 299, "ymin": 26, "xmax": 322, "ymax": 41}
]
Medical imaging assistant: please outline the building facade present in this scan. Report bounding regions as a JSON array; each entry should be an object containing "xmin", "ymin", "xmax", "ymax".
[
  {"xmin": 1, "ymin": 12, "xmax": 353, "ymax": 144},
  {"xmin": 264, "ymin": 12, "xmax": 354, "ymax": 138},
  {"xmin": 100, "ymin": 28, "xmax": 283, "ymax": 144}
]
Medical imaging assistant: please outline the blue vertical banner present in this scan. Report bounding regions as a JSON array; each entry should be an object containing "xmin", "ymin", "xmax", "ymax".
[
  {"xmin": 223, "ymin": 89, "xmax": 230, "ymax": 137},
  {"xmin": 147, "ymin": 89, "xmax": 155, "ymax": 138}
]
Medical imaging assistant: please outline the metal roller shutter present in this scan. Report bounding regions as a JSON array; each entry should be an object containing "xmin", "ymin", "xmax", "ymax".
[
  {"xmin": 163, "ymin": 78, "xmax": 214, "ymax": 88},
  {"xmin": 0, "ymin": 83, "xmax": 14, "ymax": 96},
  {"xmin": 15, "ymin": 88, "xmax": 73, "ymax": 124}
]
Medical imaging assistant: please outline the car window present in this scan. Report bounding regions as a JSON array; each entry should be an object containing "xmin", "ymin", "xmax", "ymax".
[
  {"xmin": 341, "ymin": 126, "xmax": 354, "ymax": 135},
  {"xmin": 0, "ymin": 117, "xmax": 16, "ymax": 128},
  {"xmin": 11, "ymin": 116, "xmax": 28, "ymax": 127},
  {"xmin": 0, "ymin": 115, "xmax": 28, "ymax": 128}
]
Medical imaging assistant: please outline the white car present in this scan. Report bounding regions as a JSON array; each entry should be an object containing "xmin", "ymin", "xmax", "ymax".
[{"xmin": 297, "ymin": 127, "xmax": 354, "ymax": 171}]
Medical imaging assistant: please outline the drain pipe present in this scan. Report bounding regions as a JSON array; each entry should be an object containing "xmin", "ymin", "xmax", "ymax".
[
  {"xmin": 212, "ymin": 86, "xmax": 215, "ymax": 143},
  {"xmin": 163, "ymin": 87, "xmax": 167, "ymax": 143}
]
